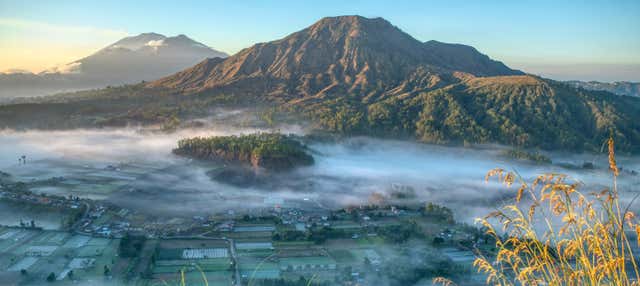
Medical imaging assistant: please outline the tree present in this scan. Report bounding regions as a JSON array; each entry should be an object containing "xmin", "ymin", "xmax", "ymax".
[
  {"xmin": 46, "ymin": 272, "xmax": 56, "ymax": 282},
  {"xmin": 432, "ymin": 236, "xmax": 445, "ymax": 246},
  {"xmin": 118, "ymin": 233, "xmax": 146, "ymax": 257}
]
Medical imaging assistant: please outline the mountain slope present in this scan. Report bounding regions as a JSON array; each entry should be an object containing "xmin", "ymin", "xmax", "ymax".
[
  {"xmin": 149, "ymin": 16, "xmax": 522, "ymax": 102},
  {"xmin": 410, "ymin": 76, "xmax": 640, "ymax": 152},
  {"xmin": 422, "ymin": 40, "xmax": 518, "ymax": 76},
  {"xmin": 0, "ymin": 33, "xmax": 227, "ymax": 100},
  {"xmin": 295, "ymin": 74, "xmax": 640, "ymax": 152}
]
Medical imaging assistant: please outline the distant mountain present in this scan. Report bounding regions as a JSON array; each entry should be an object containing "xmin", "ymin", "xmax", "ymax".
[
  {"xmin": 1, "ymin": 69, "xmax": 33, "ymax": 74},
  {"xmin": 0, "ymin": 33, "xmax": 227, "ymax": 100},
  {"xmin": 566, "ymin": 80, "xmax": 640, "ymax": 97},
  {"xmin": 1, "ymin": 16, "xmax": 639, "ymax": 153}
]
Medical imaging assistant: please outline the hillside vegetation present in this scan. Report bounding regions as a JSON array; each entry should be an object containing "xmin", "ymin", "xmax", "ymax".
[{"xmin": 296, "ymin": 75, "xmax": 640, "ymax": 153}]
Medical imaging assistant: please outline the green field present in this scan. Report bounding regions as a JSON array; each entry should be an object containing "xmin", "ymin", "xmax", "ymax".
[
  {"xmin": 237, "ymin": 249, "xmax": 274, "ymax": 258},
  {"xmin": 186, "ymin": 271, "xmax": 233, "ymax": 286},
  {"xmin": 151, "ymin": 257, "xmax": 234, "ymax": 286},
  {"xmin": 356, "ymin": 236, "xmax": 384, "ymax": 246},
  {"xmin": 239, "ymin": 259, "xmax": 280, "ymax": 280},
  {"xmin": 156, "ymin": 248, "xmax": 183, "ymax": 260},
  {"xmin": 329, "ymin": 249, "xmax": 356, "ymax": 263},
  {"xmin": 273, "ymin": 241, "xmax": 314, "ymax": 247}
]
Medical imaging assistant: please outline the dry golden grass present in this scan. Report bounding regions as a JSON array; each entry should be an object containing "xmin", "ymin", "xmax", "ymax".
[{"xmin": 436, "ymin": 138, "xmax": 640, "ymax": 286}]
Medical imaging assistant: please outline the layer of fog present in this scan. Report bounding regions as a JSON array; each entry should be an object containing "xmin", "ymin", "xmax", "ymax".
[{"xmin": 0, "ymin": 124, "xmax": 638, "ymax": 224}]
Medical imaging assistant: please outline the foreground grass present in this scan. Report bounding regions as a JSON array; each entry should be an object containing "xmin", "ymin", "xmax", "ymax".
[{"xmin": 438, "ymin": 138, "xmax": 640, "ymax": 286}]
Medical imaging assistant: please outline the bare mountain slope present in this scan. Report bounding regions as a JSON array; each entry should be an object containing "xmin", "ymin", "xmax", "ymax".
[{"xmin": 149, "ymin": 16, "xmax": 522, "ymax": 102}]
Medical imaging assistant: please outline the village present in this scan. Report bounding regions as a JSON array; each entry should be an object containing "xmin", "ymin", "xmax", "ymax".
[{"xmin": 0, "ymin": 167, "xmax": 485, "ymax": 286}]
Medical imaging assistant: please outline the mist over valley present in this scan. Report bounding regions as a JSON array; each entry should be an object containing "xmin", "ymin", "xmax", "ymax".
[{"xmin": 1, "ymin": 114, "xmax": 637, "ymax": 223}]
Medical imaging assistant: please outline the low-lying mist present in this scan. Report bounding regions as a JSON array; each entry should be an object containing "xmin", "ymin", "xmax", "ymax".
[{"xmin": 0, "ymin": 118, "xmax": 638, "ymax": 223}]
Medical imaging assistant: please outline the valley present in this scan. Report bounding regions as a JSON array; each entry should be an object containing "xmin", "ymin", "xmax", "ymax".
[{"xmin": 0, "ymin": 114, "xmax": 638, "ymax": 284}]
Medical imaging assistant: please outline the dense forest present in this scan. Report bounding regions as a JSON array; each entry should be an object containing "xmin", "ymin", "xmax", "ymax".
[
  {"xmin": 173, "ymin": 133, "xmax": 314, "ymax": 170},
  {"xmin": 294, "ymin": 76, "xmax": 640, "ymax": 153}
]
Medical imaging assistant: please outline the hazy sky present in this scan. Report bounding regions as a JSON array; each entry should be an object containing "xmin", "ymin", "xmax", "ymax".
[{"xmin": 1, "ymin": 0, "xmax": 639, "ymax": 81}]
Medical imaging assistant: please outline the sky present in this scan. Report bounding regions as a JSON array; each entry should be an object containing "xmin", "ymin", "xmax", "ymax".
[{"xmin": 0, "ymin": 0, "xmax": 639, "ymax": 81}]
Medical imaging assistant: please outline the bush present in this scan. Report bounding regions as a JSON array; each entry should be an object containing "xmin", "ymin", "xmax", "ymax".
[{"xmin": 500, "ymin": 149, "xmax": 552, "ymax": 164}]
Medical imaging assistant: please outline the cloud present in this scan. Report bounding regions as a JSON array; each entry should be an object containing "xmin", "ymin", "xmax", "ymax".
[
  {"xmin": 145, "ymin": 39, "xmax": 166, "ymax": 47},
  {"xmin": 145, "ymin": 39, "xmax": 166, "ymax": 52},
  {"xmin": 41, "ymin": 61, "xmax": 82, "ymax": 74},
  {"xmin": 0, "ymin": 18, "xmax": 128, "ymax": 38},
  {"xmin": 0, "ymin": 68, "xmax": 33, "ymax": 75}
]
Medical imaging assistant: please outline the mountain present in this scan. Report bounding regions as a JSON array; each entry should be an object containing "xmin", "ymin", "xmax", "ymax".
[
  {"xmin": 566, "ymin": 80, "xmax": 640, "ymax": 97},
  {"xmin": 149, "ymin": 16, "xmax": 522, "ymax": 101},
  {"xmin": 1, "ymin": 16, "xmax": 639, "ymax": 153},
  {"xmin": 0, "ymin": 33, "xmax": 227, "ymax": 100},
  {"xmin": 42, "ymin": 33, "xmax": 227, "ymax": 80}
]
